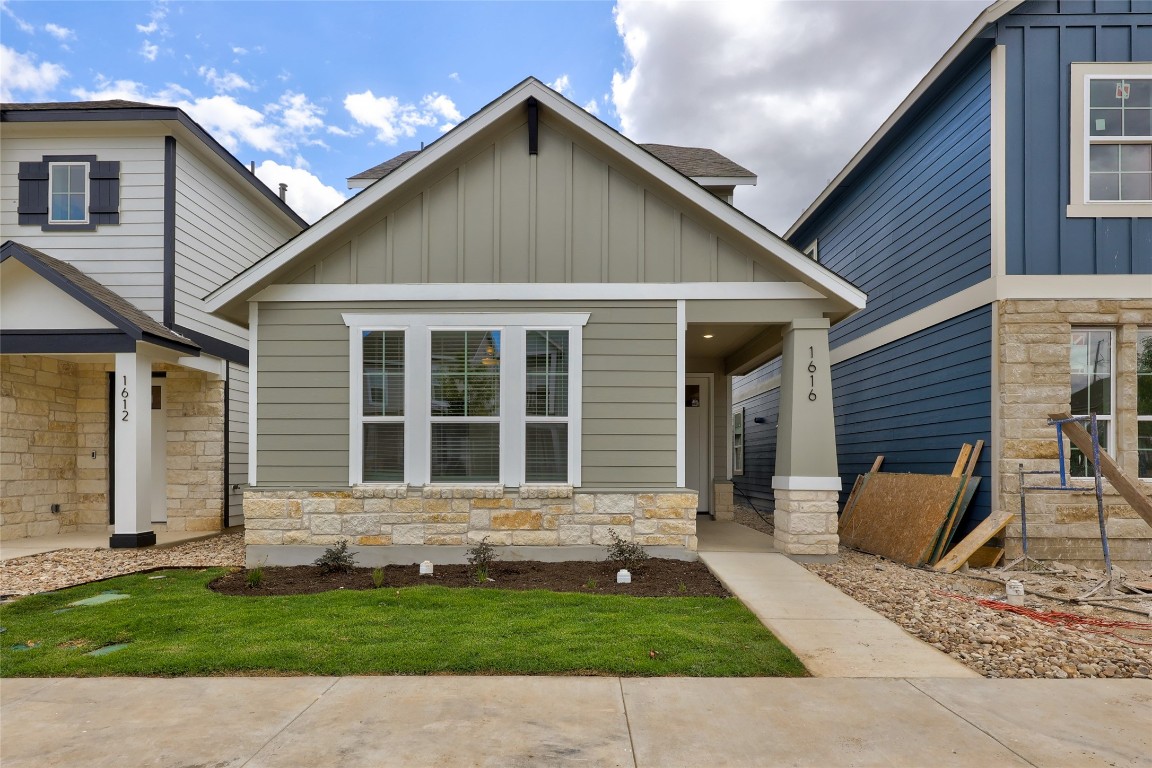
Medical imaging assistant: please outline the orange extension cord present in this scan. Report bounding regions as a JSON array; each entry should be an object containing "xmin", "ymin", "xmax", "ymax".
[{"xmin": 932, "ymin": 589, "xmax": 1152, "ymax": 646}]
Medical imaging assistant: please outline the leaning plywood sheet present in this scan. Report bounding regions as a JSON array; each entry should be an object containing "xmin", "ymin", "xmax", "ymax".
[
  {"xmin": 933, "ymin": 509, "xmax": 1015, "ymax": 574},
  {"xmin": 838, "ymin": 473, "xmax": 966, "ymax": 566}
]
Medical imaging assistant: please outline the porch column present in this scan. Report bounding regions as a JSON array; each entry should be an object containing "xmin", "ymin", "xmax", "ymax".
[
  {"xmin": 771, "ymin": 319, "xmax": 841, "ymax": 556},
  {"xmin": 111, "ymin": 350, "xmax": 156, "ymax": 547}
]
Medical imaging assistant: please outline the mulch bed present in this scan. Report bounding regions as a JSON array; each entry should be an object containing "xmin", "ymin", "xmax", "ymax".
[{"xmin": 210, "ymin": 559, "xmax": 731, "ymax": 598}]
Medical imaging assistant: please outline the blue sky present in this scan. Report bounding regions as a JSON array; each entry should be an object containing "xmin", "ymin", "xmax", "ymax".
[{"xmin": 2, "ymin": 0, "xmax": 987, "ymax": 231}]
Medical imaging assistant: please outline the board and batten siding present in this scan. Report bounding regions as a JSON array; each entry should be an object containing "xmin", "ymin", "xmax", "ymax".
[
  {"xmin": 997, "ymin": 5, "xmax": 1152, "ymax": 274},
  {"xmin": 0, "ymin": 135, "xmax": 166, "ymax": 317},
  {"xmin": 173, "ymin": 143, "xmax": 302, "ymax": 347},
  {"xmin": 227, "ymin": 363, "xmax": 249, "ymax": 525},
  {"xmin": 255, "ymin": 300, "xmax": 677, "ymax": 488},
  {"xmin": 287, "ymin": 119, "xmax": 783, "ymax": 289},
  {"xmin": 790, "ymin": 57, "xmax": 993, "ymax": 348}
]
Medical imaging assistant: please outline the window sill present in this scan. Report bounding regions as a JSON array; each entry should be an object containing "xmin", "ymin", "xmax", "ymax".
[{"xmin": 1066, "ymin": 202, "xmax": 1152, "ymax": 219}]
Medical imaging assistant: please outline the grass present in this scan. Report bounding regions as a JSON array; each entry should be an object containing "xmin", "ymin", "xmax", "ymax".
[{"xmin": 0, "ymin": 569, "xmax": 807, "ymax": 678}]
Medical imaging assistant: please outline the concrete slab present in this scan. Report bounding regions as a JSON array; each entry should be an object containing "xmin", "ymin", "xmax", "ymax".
[
  {"xmin": 247, "ymin": 676, "xmax": 634, "ymax": 768},
  {"xmin": 701, "ymin": 551, "xmax": 979, "ymax": 678},
  {"xmin": 696, "ymin": 520, "xmax": 777, "ymax": 552},
  {"xmin": 910, "ymin": 678, "xmax": 1152, "ymax": 767},
  {"xmin": 622, "ymin": 678, "xmax": 1032, "ymax": 767},
  {"xmin": 0, "ymin": 525, "xmax": 220, "ymax": 561},
  {"xmin": 0, "ymin": 677, "xmax": 337, "ymax": 768}
]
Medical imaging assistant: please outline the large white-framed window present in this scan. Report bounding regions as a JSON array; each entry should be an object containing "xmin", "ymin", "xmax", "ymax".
[
  {"xmin": 731, "ymin": 407, "xmax": 745, "ymax": 476},
  {"xmin": 345, "ymin": 313, "xmax": 587, "ymax": 487},
  {"xmin": 1069, "ymin": 328, "xmax": 1114, "ymax": 477},
  {"xmin": 1068, "ymin": 62, "xmax": 1152, "ymax": 218},
  {"xmin": 48, "ymin": 162, "xmax": 89, "ymax": 224},
  {"xmin": 1138, "ymin": 329, "xmax": 1152, "ymax": 480}
]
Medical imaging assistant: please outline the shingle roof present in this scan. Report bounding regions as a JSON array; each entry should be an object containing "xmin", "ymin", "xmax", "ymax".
[
  {"xmin": 0, "ymin": 241, "xmax": 199, "ymax": 353},
  {"xmin": 348, "ymin": 150, "xmax": 422, "ymax": 182},
  {"xmin": 1, "ymin": 100, "xmax": 163, "ymax": 111},
  {"xmin": 638, "ymin": 144, "xmax": 756, "ymax": 179}
]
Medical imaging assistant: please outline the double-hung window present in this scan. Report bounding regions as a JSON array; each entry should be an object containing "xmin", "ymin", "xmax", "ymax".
[
  {"xmin": 1069, "ymin": 328, "xmax": 1114, "ymax": 477},
  {"xmin": 1138, "ymin": 329, "xmax": 1152, "ymax": 480},
  {"xmin": 49, "ymin": 162, "xmax": 89, "ymax": 224},
  {"xmin": 347, "ymin": 313, "xmax": 586, "ymax": 487},
  {"xmin": 731, "ymin": 407, "xmax": 745, "ymax": 476},
  {"xmin": 1069, "ymin": 63, "xmax": 1152, "ymax": 217}
]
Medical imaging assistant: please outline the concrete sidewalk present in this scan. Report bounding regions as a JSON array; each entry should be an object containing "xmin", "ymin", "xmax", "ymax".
[{"xmin": 2, "ymin": 676, "xmax": 1148, "ymax": 767}]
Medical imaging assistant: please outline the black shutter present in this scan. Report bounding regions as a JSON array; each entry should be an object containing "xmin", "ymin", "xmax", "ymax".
[
  {"xmin": 17, "ymin": 162, "xmax": 49, "ymax": 225},
  {"xmin": 89, "ymin": 161, "xmax": 120, "ymax": 223}
]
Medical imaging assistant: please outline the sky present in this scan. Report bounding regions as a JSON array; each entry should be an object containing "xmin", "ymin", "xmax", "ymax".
[{"xmin": 2, "ymin": 0, "xmax": 988, "ymax": 233}]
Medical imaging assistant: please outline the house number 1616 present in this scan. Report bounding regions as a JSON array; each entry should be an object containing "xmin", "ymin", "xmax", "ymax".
[
  {"xmin": 807, "ymin": 346, "xmax": 817, "ymax": 402},
  {"xmin": 121, "ymin": 376, "xmax": 130, "ymax": 421}
]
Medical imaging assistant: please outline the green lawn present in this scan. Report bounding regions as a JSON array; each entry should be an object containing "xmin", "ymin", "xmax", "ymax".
[{"xmin": 0, "ymin": 569, "xmax": 807, "ymax": 677}]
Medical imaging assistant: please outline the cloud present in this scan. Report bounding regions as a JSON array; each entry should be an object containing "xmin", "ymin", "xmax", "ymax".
[
  {"xmin": 140, "ymin": 41, "xmax": 159, "ymax": 62},
  {"xmin": 44, "ymin": 23, "xmax": 75, "ymax": 41},
  {"xmin": 0, "ymin": 45, "xmax": 67, "ymax": 101},
  {"xmin": 583, "ymin": 99, "xmax": 600, "ymax": 116},
  {"xmin": 448, "ymin": 72, "xmax": 461, "ymax": 83},
  {"xmin": 344, "ymin": 89, "xmax": 461, "ymax": 144},
  {"xmin": 181, "ymin": 95, "xmax": 283, "ymax": 153},
  {"xmin": 136, "ymin": 2, "xmax": 168, "ymax": 35},
  {"xmin": 549, "ymin": 74, "xmax": 572, "ymax": 97},
  {"xmin": 232, "ymin": 46, "xmax": 248, "ymax": 55},
  {"xmin": 610, "ymin": 0, "xmax": 986, "ymax": 234},
  {"xmin": 198, "ymin": 66, "xmax": 253, "ymax": 92},
  {"xmin": 1, "ymin": 2, "xmax": 35, "ymax": 34},
  {"xmin": 253, "ymin": 160, "xmax": 347, "ymax": 224}
]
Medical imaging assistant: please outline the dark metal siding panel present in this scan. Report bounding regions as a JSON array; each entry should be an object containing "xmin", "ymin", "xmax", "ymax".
[
  {"xmin": 831, "ymin": 306, "xmax": 993, "ymax": 536},
  {"xmin": 795, "ymin": 58, "xmax": 993, "ymax": 348},
  {"xmin": 732, "ymin": 385, "xmax": 780, "ymax": 512},
  {"xmin": 1000, "ymin": 11, "xmax": 1151, "ymax": 275}
]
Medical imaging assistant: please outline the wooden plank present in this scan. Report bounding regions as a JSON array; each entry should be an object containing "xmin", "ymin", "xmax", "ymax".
[
  {"xmin": 839, "ymin": 473, "xmax": 967, "ymax": 566},
  {"xmin": 1049, "ymin": 412, "xmax": 1152, "ymax": 529},
  {"xmin": 838, "ymin": 456, "xmax": 883, "ymax": 532},
  {"xmin": 930, "ymin": 440, "xmax": 984, "ymax": 564},
  {"xmin": 966, "ymin": 546, "xmax": 1004, "ymax": 569},
  {"xmin": 933, "ymin": 509, "xmax": 1015, "ymax": 573},
  {"xmin": 951, "ymin": 443, "xmax": 973, "ymax": 477}
]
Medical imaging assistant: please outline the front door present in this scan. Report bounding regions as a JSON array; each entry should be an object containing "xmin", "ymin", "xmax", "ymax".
[
  {"xmin": 685, "ymin": 375, "xmax": 711, "ymax": 513},
  {"xmin": 151, "ymin": 380, "xmax": 167, "ymax": 523}
]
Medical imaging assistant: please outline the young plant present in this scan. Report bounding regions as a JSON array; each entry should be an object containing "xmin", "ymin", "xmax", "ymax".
[
  {"xmin": 584, "ymin": 578, "xmax": 598, "ymax": 590},
  {"xmin": 246, "ymin": 558, "xmax": 266, "ymax": 589},
  {"xmin": 314, "ymin": 539, "xmax": 358, "ymax": 573},
  {"xmin": 371, "ymin": 568, "xmax": 386, "ymax": 589},
  {"xmin": 465, "ymin": 537, "xmax": 497, "ymax": 583},
  {"xmin": 606, "ymin": 528, "xmax": 649, "ymax": 572}
]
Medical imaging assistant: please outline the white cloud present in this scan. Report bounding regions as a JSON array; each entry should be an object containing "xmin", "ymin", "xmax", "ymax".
[
  {"xmin": 181, "ymin": 95, "xmax": 283, "ymax": 153},
  {"xmin": 140, "ymin": 41, "xmax": 159, "ymax": 62},
  {"xmin": 44, "ymin": 23, "xmax": 75, "ymax": 41},
  {"xmin": 344, "ymin": 89, "xmax": 460, "ymax": 144},
  {"xmin": 136, "ymin": 2, "xmax": 168, "ymax": 35},
  {"xmin": 0, "ymin": 45, "xmax": 67, "ymax": 101},
  {"xmin": 273, "ymin": 91, "xmax": 326, "ymax": 137},
  {"xmin": 448, "ymin": 72, "xmax": 461, "ymax": 83},
  {"xmin": 198, "ymin": 66, "xmax": 253, "ymax": 92},
  {"xmin": 610, "ymin": 0, "xmax": 986, "ymax": 234},
  {"xmin": 548, "ymin": 74, "xmax": 572, "ymax": 97},
  {"xmin": 2, "ymin": 2, "xmax": 35, "ymax": 34},
  {"xmin": 253, "ymin": 160, "xmax": 347, "ymax": 224},
  {"xmin": 232, "ymin": 46, "xmax": 248, "ymax": 55},
  {"xmin": 583, "ymin": 99, "xmax": 600, "ymax": 116}
]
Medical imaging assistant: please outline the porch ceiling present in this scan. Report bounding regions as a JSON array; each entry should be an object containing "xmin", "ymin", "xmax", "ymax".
[{"xmin": 685, "ymin": 323, "xmax": 768, "ymax": 360}]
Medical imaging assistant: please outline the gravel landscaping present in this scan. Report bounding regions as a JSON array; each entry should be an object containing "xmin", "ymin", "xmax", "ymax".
[{"xmin": 4, "ymin": 514, "xmax": 1151, "ymax": 680}]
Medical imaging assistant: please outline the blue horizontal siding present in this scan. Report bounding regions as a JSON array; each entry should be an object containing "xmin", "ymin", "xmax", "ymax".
[
  {"xmin": 732, "ymin": 385, "xmax": 780, "ymax": 512},
  {"xmin": 1000, "ymin": 8, "xmax": 1152, "ymax": 275},
  {"xmin": 790, "ymin": 57, "xmax": 992, "ymax": 347}
]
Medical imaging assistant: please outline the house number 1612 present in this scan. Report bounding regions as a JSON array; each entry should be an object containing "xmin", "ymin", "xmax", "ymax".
[
  {"xmin": 121, "ymin": 376, "xmax": 130, "ymax": 421},
  {"xmin": 807, "ymin": 346, "xmax": 817, "ymax": 402}
]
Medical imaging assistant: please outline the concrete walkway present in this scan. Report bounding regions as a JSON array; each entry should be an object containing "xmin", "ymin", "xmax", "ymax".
[
  {"xmin": 0, "ymin": 526, "xmax": 220, "ymax": 561},
  {"xmin": 1, "ymin": 676, "xmax": 1148, "ymax": 767}
]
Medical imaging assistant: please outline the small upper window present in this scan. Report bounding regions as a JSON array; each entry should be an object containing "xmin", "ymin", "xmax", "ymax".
[
  {"xmin": 49, "ymin": 163, "xmax": 89, "ymax": 224},
  {"xmin": 1069, "ymin": 63, "xmax": 1152, "ymax": 218},
  {"xmin": 803, "ymin": 240, "xmax": 819, "ymax": 263}
]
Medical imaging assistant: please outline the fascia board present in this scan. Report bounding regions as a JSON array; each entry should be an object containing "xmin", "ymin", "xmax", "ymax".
[
  {"xmin": 785, "ymin": 0, "xmax": 1022, "ymax": 240},
  {"xmin": 691, "ymin": 176, "xmax": 757, "ymax": 186}
]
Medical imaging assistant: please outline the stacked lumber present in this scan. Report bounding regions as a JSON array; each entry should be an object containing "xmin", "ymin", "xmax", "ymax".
[{"xmin": 839, "ymin": 442, "xmax": 985, "ymax": 567}]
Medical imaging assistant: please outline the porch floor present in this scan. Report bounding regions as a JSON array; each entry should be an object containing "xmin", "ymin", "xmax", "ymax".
[{"xmin": 0, "ymin": 526, "xmax": 222, "ymax": 561}]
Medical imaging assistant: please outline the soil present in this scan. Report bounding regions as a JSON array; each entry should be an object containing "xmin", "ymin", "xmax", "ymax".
[{"xmin": 210, "ymin": 559, "xmax": 731, "ymax": 598}]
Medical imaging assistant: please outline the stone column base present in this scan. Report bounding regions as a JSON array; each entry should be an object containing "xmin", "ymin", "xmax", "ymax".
[
  {"xmin": 773, "ymin": 488, "xmax": 839, "ymax": 555},
  {"xmin": 712, "ymin": 481, "xmax": 734, "ymax": 521}
]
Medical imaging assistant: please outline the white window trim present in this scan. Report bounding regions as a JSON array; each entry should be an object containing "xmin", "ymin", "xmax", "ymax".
[
  {"xmin": 731, "ymin": 406, "xmax": 745, "ymax": 477},
  {"xmin": 1068, "ymin": 62, "xmax": 1152, "ymax": 218},
  {"xmin": 47, "ymin": 162, "xmax": 90, "ymax": 225},
  {"xmin": 1069, "ymin": 326, "xmax": 1116, "ymax": 480},
  {"xmin": 803, "ymin": 239, "xmax": 819, "ymax": 263},
  {"xmin": 344, "ymin": 312, "xmax": 588, "ymax": 487}
]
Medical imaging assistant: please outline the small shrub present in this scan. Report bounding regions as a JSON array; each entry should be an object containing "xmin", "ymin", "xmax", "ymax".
[
  {"xmin": 606, "ymin": 529, "xmax": 649, "ymax": 572},
  {"xmin": 466, "ymin": 537, "xmax": 497, "ymax": 583},
  {"xmin": 584, "ymin": 578, "xmax": 598, "ymax": 590},
  {"xmin": 314, "ymin": 539, "xmax": 357, "ymax": 573},
  {"xmin": 677, "ymin": 580, "xmax": 687, "ymax": 595},
  {"xmin": 371, "ymin": 568, "xmax": 386, "ymax": 589},
  {"xmin": 246, "ymin": 558, "xmax": 266, "ymax": 589}
]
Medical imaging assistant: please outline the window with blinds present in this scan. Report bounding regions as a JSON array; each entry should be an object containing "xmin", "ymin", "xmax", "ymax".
[
  {"xmin": 525, "ymin": 330, "xmax": 569, "ymax": 482},
  {"xmin": 430, "ymin": 330, "xmax": 501, "ymax": 482},
  {"xmin": 362, "ymin": 330, "xmax": 404, "ymax": 481}
]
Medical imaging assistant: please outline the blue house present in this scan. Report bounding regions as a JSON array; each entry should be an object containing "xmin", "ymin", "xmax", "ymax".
[{"xmin": 735, "ymin": 0, "xmax": 1151, "ymax": 567}]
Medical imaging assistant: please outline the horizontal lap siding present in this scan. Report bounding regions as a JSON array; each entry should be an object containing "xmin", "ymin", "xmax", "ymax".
[
  {"xmin": 173, "ymin": 144, "xmax": 300, "ymax": 347},
  {"xmin": 0, "ymin": 136, "xmax": 165, "ymax": 316},
  {"xmin": 732, "ymin": 384, "xmax": 780, "ymax": 512},
  {"xmin": 227, "ymin": 364, "xmax": 249, "ymax": 525},
  {"xmin": 256, "ymin": 300, "xmax": 677, "ymax": 488},
  {"xmin": 1001, "ymin": 10, "xmax": 1152, "ymax": 275},
  {"xmin": 832, "ymin": 306, "xmax": 993, "ymax": 536}
]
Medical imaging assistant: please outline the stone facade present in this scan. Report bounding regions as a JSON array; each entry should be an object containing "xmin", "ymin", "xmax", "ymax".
[
  {"xmin": 997, "ymin": 299, "xmax": 1152, "ymax": 568},
  {"xmin": 0, "ymin": 355, "xmax": 227, "ymax": 540},
  {"xmin": 712, "ymin": 480, "xmax": 735, "ymax": 521},
  {"xmin": 244, "ymin": 486, "xmax": 698, "ymax": 552},
  {"xmin": 773, "ymin": 488, "xmax": 839, "ymax": 555}
]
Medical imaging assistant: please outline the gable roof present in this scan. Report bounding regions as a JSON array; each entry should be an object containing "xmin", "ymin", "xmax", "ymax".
[
  {"xmin": 0, "ymin": 241, "xmax": 200, "ymax": 354},
  {"xmin": 206, "ymin": 77, "xmax": 865, "ymax": 318},
  {"xmin": 639, "ymin": 144, "xmax": 756, "ymax": 182},
  {"xmin": 1, "ymin": 100, "xmax": 308, "ymax": 230},
  {"xmin": 347, "ymin": 150, "xmax": 422, "ymax": 188},
  {"xmin": 786, "ymin": 0, "xmax": 1023, "ymax": 240}
]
